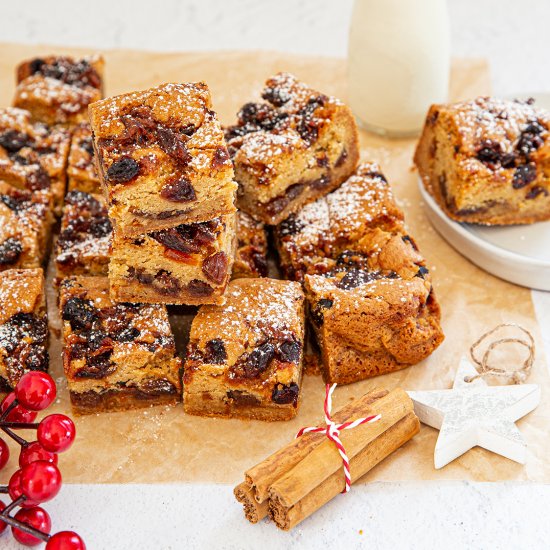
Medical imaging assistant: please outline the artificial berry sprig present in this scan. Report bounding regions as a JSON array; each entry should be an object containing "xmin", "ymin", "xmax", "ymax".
[{"xmin": 0, "ymin": 371, "xmax": 85, "ymax": 549}]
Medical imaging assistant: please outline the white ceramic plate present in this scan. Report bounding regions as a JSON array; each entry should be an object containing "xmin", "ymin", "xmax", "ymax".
[{"xmin": 419, "ymin": 93, "xmax": 550, "ymax": 291}]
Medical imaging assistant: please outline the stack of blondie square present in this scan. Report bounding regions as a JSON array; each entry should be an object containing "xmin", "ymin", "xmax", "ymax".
[{"xmin": 0, "ymin": 52, "xmax": 446, "ymax": 421}]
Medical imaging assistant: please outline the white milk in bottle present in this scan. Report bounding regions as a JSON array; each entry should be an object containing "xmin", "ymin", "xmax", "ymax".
[{"xmin": 348, "ymin": 0, "xmax": 450, "ymax": 137}]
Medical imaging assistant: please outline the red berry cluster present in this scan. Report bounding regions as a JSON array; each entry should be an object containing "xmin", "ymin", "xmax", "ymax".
[{"xmin": 0, "ymin": 371, "xmax": 85, "ymax": 549}]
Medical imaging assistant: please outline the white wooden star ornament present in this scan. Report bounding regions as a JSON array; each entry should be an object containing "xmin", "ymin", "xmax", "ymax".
[{"xmin": 408, "ymin": 357, "xmax": 541, "ymax": 469}]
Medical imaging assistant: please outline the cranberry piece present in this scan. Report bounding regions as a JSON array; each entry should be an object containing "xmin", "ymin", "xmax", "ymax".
[
  {"xmin": 512, "ymin": 163, "xmax": 537, "ymax": 189},
  {"xmin": 516, "ymin": 120, "xmax": 546, "ymax": 156},
  {"xmin": 272, "ymin": 382, "xmax": 300, "ymax": 405},
  {"xmin": 337, "ymin": 269, "xmax": 377, "ymax": 290},
  {"xmin": 106, "ymin": 157, "xmax": 140, "ymax": 183},
  {"xmin": 79, "ymin": 136, "xmax": 95, "ymax": 156},
  {"xmin": 151, "ymin": 226, "xmax": 199, "ymax": 254},
  {"xmin": 0, "ymin": 192, "xmax": 28, "ymax": 212},
  {"xmin": 204, "ymin": 339, "xmax": 227, "ymax": 364},
  {"xmin": 0, "ymin": 237, "xmax": 23, "ymax": 266},
  {"xmin": 311, "ymin": 299, "xmax": 333, "ymax": 327},
  {"xmin": 29, "ymin": 57, "xmax": 45, "ymax": 74},
  {"xmin": 335, "ymin": 148, "xmax": 348, "ymax": 167},
  {"xmin": 153, "ymin": 270, "xmax": 182, "ymax": 296},
  {"xmin": 62, "ymin": 297, "xmax": 98, "ymax": 331},
  {"xmin": 296, "ymin": 96, "xmax": 325, "ymax": 144},
  {"xmin": 157, "ymin": 127, "xmax": 191, "ymax": 165},
  {"xmin": 476, "ymin": 139, "xmax": 503, "ymax": 166},
  {"xmin": 27, "ymin": 167, "xmax": 51, "ymax": 191},
  {"xmin": 114, "ymin": 327, "xmax": 140, "ymax": 342},
  {"xmin": 160, "ymin": 177, "xmax": 196, "ymax": 202},
  {"xmin": 212, "ymin": 146, "xmax": 229, "ymax": 169},
  {"xmin": 239, "ymin": 343, "xmax": 275, "ymax": 378},
  {"xmin": 277, "ymin": 337, "xmax": 301, "ymax": 363},
  {"xmin": 187, "ymin": 279, "xmax": 214, "ymax": 297},
  {"xmin": 202, "ymin": 252, "xmax": 228, "ymax": 284},
  {"xmin": 0, "ymin": 130, "xmax": 31, "ymax": 153},
  {"xmin": 262, "ymin": 85, "xmax": 291, "ymax": 107}
]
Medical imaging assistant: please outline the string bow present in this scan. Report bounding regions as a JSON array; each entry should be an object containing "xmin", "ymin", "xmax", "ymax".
[{"xmin": 296, "ymin": 384, "xmax": 381, "ymax": 493}]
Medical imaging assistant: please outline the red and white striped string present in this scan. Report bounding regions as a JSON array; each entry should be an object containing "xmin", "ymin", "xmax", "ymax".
[{"xmin": 296, "ymin": 383, "xmax": 381, "ymax": 493}]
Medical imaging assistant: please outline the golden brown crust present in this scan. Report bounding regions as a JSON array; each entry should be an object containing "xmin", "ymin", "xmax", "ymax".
[
  {"xmin": 226, "ymin": 72, "xmax": 360, "ymax": 225},
  {"xmin": 55, "ymin": 190, "xmax": 111, "ymax": 280},
  {"xmin": 59, "ymin": 276, "xmax": 182, "ymax": 413},
  {"xmin": 67, "ymin": 123, "xmax": 101, "ymax": 193},
  {"xmin": 0, "ymin": 108, "xmax": 70, "ymax": 215},
  {"xmin": 89, "ymin": 83, "xmax": 237, "ymax": 236},
  {"xmin": 0, "ymin": 268, "xmax": 49, "ymax": 388},
  {"xmin": 414, "ymin": 97, "xmax": 550, "ymax": 225},
  {"xmin": 183, "ymin": 278, "xmax": 305, "ymax": 421},
  {"xmin": 108, "ymin": 213, "xmax": 236, "ymax": 306},
  {"xmin": 0, "ymin": 182, "xmax": 52, "ymax": 270},
  {"xmin": 14, "ymin": 55, "xmax": 104, "ymax": 126},
  {"xmin": 232, "ymin": 211, "xmax": 268, "ymax": 279}
]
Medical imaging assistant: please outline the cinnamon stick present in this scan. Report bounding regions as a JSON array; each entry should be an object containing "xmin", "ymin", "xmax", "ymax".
[{"xmin": 234, "ymin": 387, "xmax": 419, "ymax": 529}]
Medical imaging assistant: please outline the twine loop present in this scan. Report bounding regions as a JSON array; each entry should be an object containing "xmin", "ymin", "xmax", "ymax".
[
  {"xmin": 296, "ymin": 384, "xmax": 381, "ymax": 493},
  {"xmin": 467, "ymin": 323, "xmax": 535, "ymax": 385}
]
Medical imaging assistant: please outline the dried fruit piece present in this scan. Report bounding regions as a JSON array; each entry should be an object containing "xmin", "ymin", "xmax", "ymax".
[
  {"xmin": 271, "ymin": 382, "xmax": 300, "ymax": 405},
  {"xmin": 0, "ymin": 238, "xmax": 23, "ymax": 266},
  {"xmin": 512, "ymin": 163, "xmax": 537, "ymax": 189},
  {"xmin": 202, "ymin": 252, "xmax": 228, "ymax": 284},
  {"xmin": 160, "ymin": 177, "xmax": 196, "ymax": 202},
  {"xmin": 204, "ymin": 339, "xmax": 227, "ymax": 364},
  {"xmin": 106, "ymin": 157, "xmax": 140, "ymax": 183}
]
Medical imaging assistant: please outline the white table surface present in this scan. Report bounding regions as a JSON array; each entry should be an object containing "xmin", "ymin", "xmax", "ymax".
[{"xmin": 3, "ymin": 1, "xmax": 550, "ymax": 548}]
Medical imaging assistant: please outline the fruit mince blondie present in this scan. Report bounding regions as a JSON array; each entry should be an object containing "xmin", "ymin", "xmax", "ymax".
[
  {"xmin": 0, "ymin": 182, "xmax": 53, "ymax": 271},
  {"xmin": 0, "ymin": 268, "xmax": 49, "ymax": 391},
  {"xmin": 13, "ymin": 55, "xmax": 104, "ymax": 126},
  {"xmin": 89, "ymin": 83, "xmax": 237, "ymax": 236},
  {"xmin": 275, "ymin": 163, "xmax": 444, "ymax": 384},
  {"xmin": 415, "ymin": 97, "xmax": 550, "ymax": 225},
  {"xmin": 225, "ymin": 72, "xmax": 359, "ymax": 225},
  {"xmin": 55, "ymin": 190, "xmax": 111, "ymax": 281},
  {"xmin": 233, "ymin": 211, "xmax": 268, "ymax": 279},
  {"xmin": 67, "ymin": 123, "xmax": 101, "ymax": 193},
  {"xmin": 59, "ymin": 276, "xmax": 182, "ymax": 414},
  {"xmin": 0, "ymin": 107, "xmax": 70, "ymax": 214},
  {"xmin": 274, "ymin": 163, "xmax": 406, "ymax": 281},
  {"xmin": 109, "ymin": 214, "xmax": 236, "ymax": 305},
  {"xmin": 183, "ymin": 278, "xmax": 305, "ymax": 421}
]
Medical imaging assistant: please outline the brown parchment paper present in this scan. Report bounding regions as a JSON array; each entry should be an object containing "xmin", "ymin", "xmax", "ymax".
[{"xmin": 0, "ymin": 43, "xmax": 549, "ymax": 485}]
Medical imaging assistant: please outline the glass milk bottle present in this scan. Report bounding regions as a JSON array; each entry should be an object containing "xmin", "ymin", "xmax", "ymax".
[{"xmin": 348, "ymin": 0, "xmax": 450, "ymax": 137}]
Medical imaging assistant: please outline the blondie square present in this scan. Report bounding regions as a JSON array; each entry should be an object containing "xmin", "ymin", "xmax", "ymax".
[
  {"xmin": 233, "ymin": 211, "xmax": 268, "ymax": 279},
  {"xmin": 275, "ymin": 163, "xmax": 444, "ymax": 384},
  {"xmin": 109, "ymin": 214, "xmax": 236, "ymax": 305},
  {"xmin": 0, "ymin": 107, "xmax": 70, "ymax": 214},
  {"xmin": 14, "ymin": 55, "xmax": 104, "ymax": 126},
  {"xmin": 0, "ymin": 268, "xmax": 49, "ymax": 391},
  {"xmin": 89, "ymin": 83, "xmax": 237, "ymax": 236},
  {"xmin": 55, "ymin": 190, "xmax": 111, "ymax": 280},
  {"xmin": 414, "ymin": 97, "xmax": 550, "ymax": 224},
  {"xmin": 59, "ymin": 276, "xmax": 182, "ymax": 414},
  {"xmin": 183, "ymin": 278, "xmax": 305, "ymax": 421},
  {"xmin": 274, "ymin": 163, "xmax": 405, "ymax": 281},
  {"xmin": 225, "ymin": 72, "xmax": 359, "ymax": 225},
  {"xmin": 67, "ymin": 123, "xmax": 101, "ymax": 193},
  {"xmin": 0, "ymin": 182, "xmax": 53, "ymax": 271}
]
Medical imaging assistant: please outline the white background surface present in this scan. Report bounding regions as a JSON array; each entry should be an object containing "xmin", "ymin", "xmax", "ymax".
[{"xmin": 3, "ymin": 1, "xmax": 550, "ymax": 549}]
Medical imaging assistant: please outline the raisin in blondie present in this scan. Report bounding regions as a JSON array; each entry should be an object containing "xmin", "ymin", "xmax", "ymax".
[
  {"xmin": 225, "ymin": 73, "xmax": 359, "ymax": 225},
  {"xmin": 0, "ymin": 108, "xmax": 70, "ymax": 214},
  {"xmin": 89, "ymin": 83, "xmax": 237, "ymax": 236},
  {"xmin": 0, "ymin": 268, "xmax": 49, "ymax": 391},
  {"xmin": 55, "ymin": 190, "xmax": 111, "ymax": 280},
  {"xmin": 415, "ymin": 97, "xmax": 550, "ymax": 225},
  {"xmin": 0, "ymin": 182, "xmax": 52, "ymax": 271},
  {"xmin": 184, "ymin": 278, "xmax": 305, "ymax": 421},
  {"xmin": 233, "ymin": 211, "xmax": 268, "ymax": 279},
  {"xmin": 275, "ymin": 163, "xmax": 444, "ymax": 384},
  {"xmin": 14, "ymin": 55, "xmax": 104, "ymax": 126},
  {"xmin": 59, "ymin": 276, "xmax": 182, "ymax": 414},
  {"xmin": 67, "ymin": 123, "xmax": 101, "ymax": 193},
  {"xmin": 109, "ymin": 214, "xmax": 236, "ymax": 305}
]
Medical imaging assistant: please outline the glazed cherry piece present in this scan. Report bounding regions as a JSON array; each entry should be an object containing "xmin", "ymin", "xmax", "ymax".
[
  {"xmin": 15, "ymin": 371, "xmax": 57, "ymax": 411},
  {"xmin": 1, "ymin": 392, "xmax": 38, "ymax": 423},
  {"xmin": 0, "ymin": 499, "xmax": 7, "ymax": 534},
  {"xmin": 12, "ymin": 506, "xmax": 51, "ymax": 546},
  {"xmin": 20, "ymin": 461, "xmax": 62, "ymax": 503},
  {"xmin": 0, "ymin": 437, "xmax": 9, "ymax": 470},
  {"xmin": 46, "ymin": 531, "xmax": 87, "ymax": 550},
  {"xmin": 9, "ymin": 469, "xmax": 40, "ymax": 508},
  {"xmin": 38, "ymin": 414, "xmax": 76, "ymax": 453},
  {"xmin": 19, "ymin": 441, "xmax": 58, "ymax": 467}
]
